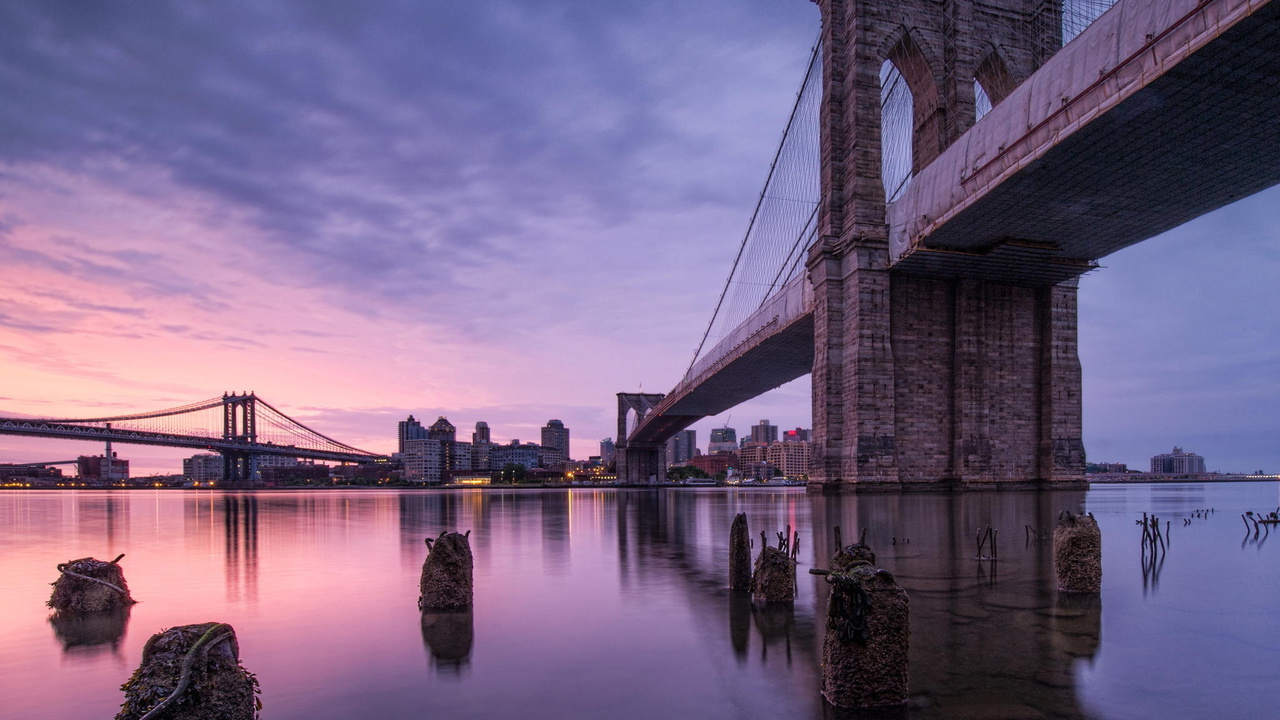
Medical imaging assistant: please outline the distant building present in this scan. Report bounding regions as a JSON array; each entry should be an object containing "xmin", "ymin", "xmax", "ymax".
[
  {"xmin": 472, "ymin": 421, "xmax": 492, "ymax": 471},
  {"xmin": 739, "ymin": 444, "xmax": 768, "ymax": 467},
  {"xmin": 398, "ymin": 415, "xmax": 427, "ymax": 454},
  {"xmin": 708, "ymin": 427, "xmax": 737, "ymax": 454},
  {"xmin": 690, "ymin": 453, "xmax": 735, "ymax": 477},
  {"xmin": 256, "ymin": 455, "xmax": 299, "ymax": 470},
  {"xmin": 1151, "ymin": 447, "xmax": 1206, "ymax": 474},
  {"xmin": 750, "ymin": 420, "xmax": 778, "ymax": 445},
  {"xmin": 600, "ymin": 438, "xmax": 617, "ymax": 466},
  {"xmin": 767, "ymin": 441, "xmax": 811, "ymax": 477},
  {"xmin": 183, "ymin": 454, "xmax": 223, "ymax": 484},
  {"xmin": 78, "ymin": 453, "xmax": 128, "ymax": 482},
  {"xmin": 783, "ymin": 427, "xmax": 811, "ymax": 442},
  {"xmin": 542, "ymin": 420, "xmax": 570, "ymax": 464},
  {"xmin": 428, "ymin": 416, "xmax": 470, "ymax": 476},
  {"xmin": 403, "ymin": 437, "xmax": 444, "ymax": 483},
  {"xmin": 493, "ymin": 440, "xmax": 539, "ymax": 470},
  {"xmin": 666, "ymin": 430, "xmax": 696, "ymax": 466}
]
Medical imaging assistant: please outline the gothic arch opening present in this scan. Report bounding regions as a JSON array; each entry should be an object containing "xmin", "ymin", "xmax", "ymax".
[
  {"xmin": 974, "ymin": 51, "xmax": 1017, "ymax": 121},
  {"xmin": 880, "ymin": 32, "xmax": 943, "ymax": 203}
]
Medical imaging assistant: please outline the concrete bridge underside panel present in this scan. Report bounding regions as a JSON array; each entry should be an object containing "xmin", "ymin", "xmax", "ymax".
[{"xmin": 891, "ymin": 0, "xmax": 1280, "ymax": 277}]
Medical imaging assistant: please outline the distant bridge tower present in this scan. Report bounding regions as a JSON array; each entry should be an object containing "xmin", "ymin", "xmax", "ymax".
[
  {"xmin": 222, "ymin": 392, "xmax": 259, "ymax": 487},
  {"xmin": 616, "ymin": 393, "xmax": 668, "ymax": 484},
  {"xmin": 807, "ymin": 0, "xmax": 1085, "ymax": 490}
]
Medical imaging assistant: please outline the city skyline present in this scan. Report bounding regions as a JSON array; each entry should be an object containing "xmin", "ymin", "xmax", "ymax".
[{"xmin": 1, "ymin": 1, "xmax": 1278, "ymax": 475}]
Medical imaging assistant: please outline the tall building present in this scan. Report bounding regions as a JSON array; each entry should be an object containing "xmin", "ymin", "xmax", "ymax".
[
  {"xmin": 600, "ymin": 438, "xmax": 617, "ymax": 466},
  {"xmin": 472, "ymin": 421, "xmax": 492, "ymax": 471},
  {"xmin": 709, "ymin": 427, "xmax": 737, "ymax": 454},
  {"xmin": 666, "ymin": 430, "xmax": 696, "ymax": 466},
  {"xmin": 398, "ymin": 415, "xmax": 427, "ymax": 453},
  {"xmin": 750, "ymin": 419, "xmax": 778, "ymax": 445},
  {"xmin": 403, "ymin": 437, "xmax": 444, "ymax": 483},
  {"xmin": 542, "ymin": 419, "xmax": 570, "ymax": 461},
  {"xmin": 1150, "ymin": 447, "xmax": 1206, "ymax": 474},
  {"xmin": 767, "ymin": 441, "xmax": 811, "ymax": 477}
]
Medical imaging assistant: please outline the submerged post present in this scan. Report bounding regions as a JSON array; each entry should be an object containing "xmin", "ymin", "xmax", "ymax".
[
  {"xmin": 812, "ymin": 532, "xmax": 909, "ymax": 709},
  {"xmin": 419, "ymin": 531, "xmax": 474, "ymax": 610},
  {"xmin": 729, "ymin": 513, "xmax": 752, "ymax": 592},
  {"xmin": 49, "ymin": 554, "xmax": 135, "ymax": 612},
  {"xmin": 116, "ymin": 622, "xmax": 258, "ymax": 720},
  {"xmin": 1053, "ymin": 511, "xmax": 1102, "ymax": 593},
  {"xmin": 752, "ymin": 531, "xmax": 796, "ymax": 603}
]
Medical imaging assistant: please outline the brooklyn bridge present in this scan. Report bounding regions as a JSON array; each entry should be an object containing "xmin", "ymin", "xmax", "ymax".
[{"xmin": 618, "ymin": 0, "xmax": 1280, "ymax": 490}]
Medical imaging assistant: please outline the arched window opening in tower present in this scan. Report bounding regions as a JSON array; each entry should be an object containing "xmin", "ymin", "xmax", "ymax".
[{"xmin": 880, "ymin": 59, "xmax": 913, "ymax": 204}]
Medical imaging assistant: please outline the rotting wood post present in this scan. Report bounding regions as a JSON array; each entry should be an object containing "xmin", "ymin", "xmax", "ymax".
[{"xmin": 729, "ymin": 513, "xmax": 752, "ymax": 592}]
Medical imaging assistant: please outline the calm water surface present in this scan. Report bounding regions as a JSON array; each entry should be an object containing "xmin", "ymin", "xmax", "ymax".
[{"xmin": 1, "ymin": 483, "xmax": 1277, "ymax": 719}]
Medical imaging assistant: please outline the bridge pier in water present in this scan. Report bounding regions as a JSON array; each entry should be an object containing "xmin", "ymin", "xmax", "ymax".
[{"xmin": 807, "ymin": 0, "xmax": 1084, "ymax": 491}]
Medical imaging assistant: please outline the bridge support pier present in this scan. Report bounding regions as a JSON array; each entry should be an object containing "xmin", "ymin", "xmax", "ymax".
[
  {"xmin": 809, "ymin": 262, "xmax": 1086, "ymax": 491},
  {"xmin": 617, "ymin": 443, "xmax": 666, "ymax": 485}
]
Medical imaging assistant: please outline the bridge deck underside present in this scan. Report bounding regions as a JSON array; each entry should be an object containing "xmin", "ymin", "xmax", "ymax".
[
  {"xmin": 629, "ymin": 312, "xmax": 814, "ymax": 444},
  {"xmin": 893, "ymin": 1, "xmax": 1280, "ymax": 281}
]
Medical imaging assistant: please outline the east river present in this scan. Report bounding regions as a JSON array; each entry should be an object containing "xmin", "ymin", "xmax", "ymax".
[{"xmin": 1, "ymin": 483, "xmax": 1277, "ymax": 719}]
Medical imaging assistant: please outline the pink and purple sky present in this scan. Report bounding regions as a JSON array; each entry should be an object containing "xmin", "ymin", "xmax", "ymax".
[{"xmin": 1, "ymin": 1, "xmax": 1277, "ymax": 475}]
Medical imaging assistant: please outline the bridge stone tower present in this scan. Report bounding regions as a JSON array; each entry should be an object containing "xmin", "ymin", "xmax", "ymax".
[
  {"xmin": 222, "ymin": 392, "xmax": 260, "ymax": 487},
  {"xmin": 807, "ymin": 0, "xmax": 1086, "ymax": 491}
]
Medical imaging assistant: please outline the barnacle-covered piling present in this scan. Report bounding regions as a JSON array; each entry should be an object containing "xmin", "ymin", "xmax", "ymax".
[
  {"xmin": 1053, "ymin": 512, "xmax": 1101, "ymax": 593},
  {"xmin": 812, "ymin": 530, "xmax": 909, "ymax": 709},
  {"xmin": 419, "ymin": 531, "xmax": 474, "ymax": 610},
  {"xmin": 116, "ymin": 622, "xmax": 259, "ymax": 720},
  {"xmin": 49, "ymin": 555, "xmax": 135, "ymax": 612}
]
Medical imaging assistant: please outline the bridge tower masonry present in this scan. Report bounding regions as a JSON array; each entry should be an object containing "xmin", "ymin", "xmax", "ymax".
[{"xmin": 807, "ymin": 0, "xmax": 1086, "ymax": 491}]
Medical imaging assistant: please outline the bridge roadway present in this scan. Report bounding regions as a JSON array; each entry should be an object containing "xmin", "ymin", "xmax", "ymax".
[
  {"xmin": 630, "ymin": 0, "xmax": 1280, "ymax": 447},
  {"xmin": 0, "ymin": 417, "xmax": 385, "ymax": 465}
]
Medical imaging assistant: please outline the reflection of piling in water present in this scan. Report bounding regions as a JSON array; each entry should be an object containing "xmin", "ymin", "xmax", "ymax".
[
  {"xmin": 1053, "ymin": 512, "xmax": 1101, "ymax": 593},
  {"xmin": 811, "ymin": 535, "xmax": 909, "ymax": 709},
  {"xmin": 49, "ymin": 555, "xmax": 135, "ymax": 612},
  {"xmin": 421, "ymin": 610, "xmax": 474, "ymax": 673},
  {"xmin": 419, "ymin": 531, "xmax": 474, "ymax": 610},
  {"xmin": 729, "ymin": 513, "xmax": 752, "ymax": 592},
  {"xmin": 49, "ymin": 605, "xmax": 131, "ymax": 652},
  {"xmin": 116, "ymin": 622, "xmax": 258, "ymax": 720},
  {"xmin": 1050, "ymin": 593, "xmax": 1101, "ymax": 660},
  {"xmin": 728, "ymin": 592, "xmax": 752, "ymax": 660}
]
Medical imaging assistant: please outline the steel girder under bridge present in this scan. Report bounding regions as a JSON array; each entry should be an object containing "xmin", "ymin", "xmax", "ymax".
[{"xmin": 0, "ymin": 393, "xmax": 386, "ymax": 485}]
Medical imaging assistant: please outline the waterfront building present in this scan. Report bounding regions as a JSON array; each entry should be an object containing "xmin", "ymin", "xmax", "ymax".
[
  {"xmin": 473, "ymin": 421, "xmax": 491, "ymax": 444},
  {"xmin": 402, "ymin": 437, "xmax": 444, "ymax": 484},
  {"xmin": 600, "ymin": 438, "xmax": 616, "ymax": 466},
  {"xmin": 77, "ymin": 453, "xmax": 129, "ymax": 482},
  {"xmin": 542, "ymin": 419, "xmax": 570, "ymax": 461},
  {"xmin": 767, "ymin": 441, "xmax": 811, "ymax": 477},
  {"xmin": 492, "ymin": 440, "xmax": 539, "ymax": 470},
  {"xmin": 708, "ymin": 427, "xmax": 737, "ymax": 454},
  {"xmin": 750, "ymin": 419, "xmax": 778, "ymax": 445},
  {"xmin": 538, "ymin": 445, "xmax": 566, "ymax": 470},
  {"xmin": 666, "ymin": 430, "xmax": 696, "ymax": 466},
  {"xmin": 1150, "ymin": 447, "xmax": 1206, "ymax": 474},
  {"xmin": 183, "ymin": 453, "xmax": 223, "ymax": 484},
  {"xmin": 256, "ymin": 455, "xmax": 300, "ymax": 470},
  {"xmin": 690, "ymin": 452, "xmax": 735, "ymax": 477},
  {"xmin": 398, "ymin": 415, "xmax": 427, "ymax": 454}
]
